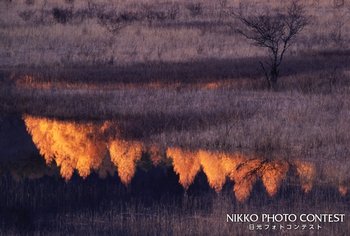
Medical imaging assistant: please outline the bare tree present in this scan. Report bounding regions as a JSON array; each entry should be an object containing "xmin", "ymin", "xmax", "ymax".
[{"xmin": 235, "ymin": 2, "xmax": 308, "ymax": 89}]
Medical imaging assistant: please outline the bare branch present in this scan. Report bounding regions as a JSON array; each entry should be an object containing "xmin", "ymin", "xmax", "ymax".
[{"xmin": 234, "ymin": 1, "xmax": 308, "ymax": 89}]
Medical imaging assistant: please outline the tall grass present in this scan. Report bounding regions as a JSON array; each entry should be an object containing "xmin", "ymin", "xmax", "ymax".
[
  {"xmin": 0, "ymin": 168, "xmax": 349, "ymax": 235},
  {"xmin": 1, "ymin": 1, "xmax": 350, "ymax": 234},
  {"xmin": 0, "ymin": 0, "xmax": 349, "ymax": 66}
]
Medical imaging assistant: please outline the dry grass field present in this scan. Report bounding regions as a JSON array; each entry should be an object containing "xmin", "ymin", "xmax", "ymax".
[
  {"xmin": 0, "ymin": 0, "xmax": 350, "ymax": 66},
  {"xmin": 0, "ymin": 171, "xmax": 349, "ymax": 235},
  {"xmin": 1, "ymin": 0, "xmax": 350, "ymax": 235}
]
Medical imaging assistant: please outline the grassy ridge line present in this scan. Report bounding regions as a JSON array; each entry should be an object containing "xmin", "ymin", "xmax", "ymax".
[
  {"xmin": 3, "ymin": 51, "xmax": 350, "ymax": 90},
  {"xmin": 3, "ymin": 84, "xmax": 350, "ymax": 163}
]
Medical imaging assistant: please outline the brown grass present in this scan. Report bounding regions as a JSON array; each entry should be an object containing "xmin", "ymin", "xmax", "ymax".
[
  {"xmin": 1, "ymin": 1, "xmax": 350, "ymax": 234},
  {"xmin": 0, "ymin": 170, "xmax": 349, "ymax": 235},
  {"xmin": 0, "ymin": 0, "xmax": 349, "ymax": 67}
]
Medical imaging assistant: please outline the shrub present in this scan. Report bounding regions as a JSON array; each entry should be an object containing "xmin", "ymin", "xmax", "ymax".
[
  {"xmin": 18, "ymin": 10, "xmax": 35, "ymax": 22},
  {"xmin": 186, "ymin": 3, "xmax": 202, "ymax": 17},
  {"xmin": 52, "ymin": 7, "xmax": 73, "ymax": 24}
]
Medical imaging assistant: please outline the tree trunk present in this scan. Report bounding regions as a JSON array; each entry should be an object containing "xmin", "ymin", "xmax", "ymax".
[{"xmin": 270, "ymin": 66, "xmax": 279, "ymax": 90}]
